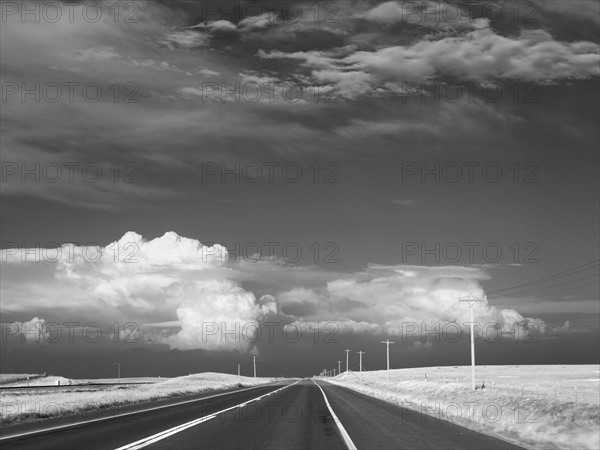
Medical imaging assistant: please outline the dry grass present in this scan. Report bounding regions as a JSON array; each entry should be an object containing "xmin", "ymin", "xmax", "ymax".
[
  {"xmin": 0, "ymin": 372, "xmax": 278, "ymax": 425},
  {"xmin": 327, "ymin": 365, "xmax": 599, "ymax": 450},
  {"xmin": 0, "ymin": 374, "xmax": 43, "ymax": 385}
]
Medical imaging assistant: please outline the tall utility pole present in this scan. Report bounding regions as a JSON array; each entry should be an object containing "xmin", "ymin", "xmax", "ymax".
[
  {"xmin": 381, "ymin": 339, "xmax": 395, "ymax": 381},
  {"xmin": 114, "ymin": 362, "xmax": 120, "ymax": 384},
  {"xmin": 338, "ymin": 360, "xmax": 342, "ymax": 375},
  {"xmin": 345, "ymin": 349, "xmax": 351, "ymax": 372},
  {"xmin": 357, "ymin": 351, "xmax": 365, "ymax": 381},
  {"xmin": 459, "ymin": 295, "xmax": 485, "ymax": 390},
  {"xmin": 253, "ymin": 356, "xmax": 256, "ymax": 378}
]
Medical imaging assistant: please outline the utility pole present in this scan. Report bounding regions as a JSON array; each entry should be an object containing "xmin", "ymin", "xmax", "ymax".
[
  {"xmin": 338, "ymin": 360, "xmax": 342, "ymax": 375},
  {"xmin": 253, "ymin": 356, "xmax": 256, "ymax": 378},
  {"xmin": 381, "ymin": 339, "xmax": 395, "ymax": 381},
  {"xmin": 459, "ymin": 295, "xmax": 485, "ymax": 390},
  {"xmin": 357, "ymin": 351, "xmax": 365, "ymax": 381},
  {"xmin": 333, "ymin": 369, "xmax": 336, "ymax": 377},
  {"xmin": 114, "ymin": 362, "xmax": 120, "ymax": 384},
  {"xmin": 345, "ymin": 349, "xmax": 351, "ymax": 373},
  {"xmin": 237, "ymin": 363, "xmax": 240, "ymax": 377}
]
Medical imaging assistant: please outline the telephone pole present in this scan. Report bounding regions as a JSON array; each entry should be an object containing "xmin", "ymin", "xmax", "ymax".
[
  {"xmin": 253, "ymin": 356, "xmax": 256, "ymax": 378},
  {"xmin": 345, "ymin": 349, "xmax": 351, "ymax": 373},
  {"xmin": 381, "ymin": 339, "xmax": 395, "ymax": 381},
  {"xmin": 459, "ymin": 295, "xmax": 485, "ymax": 390},
  {"xmin": 357, "ymin": 351, "xmax": 365, "ymax": 381},
  {"xmin": 338, "ymin": 360, "xmax": 342, "ymax": 375}
]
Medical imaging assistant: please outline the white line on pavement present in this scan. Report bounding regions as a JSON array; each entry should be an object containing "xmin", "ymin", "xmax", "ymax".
[
  {"xmin": 311, "ymin": 379, "xmax": 358, "ymax": 450},
  {"xmin": 114, "ymin": 380, "xmax": 302, "ymax": 450},
  {"xmin": 0, "ymin": 382, "xmax": 285, "ymax": 442}
]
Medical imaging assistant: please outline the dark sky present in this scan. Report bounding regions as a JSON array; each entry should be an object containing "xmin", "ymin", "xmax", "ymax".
[{"xmin": 1, "ymin": 0, "xmax": 599, "ymax": 378}]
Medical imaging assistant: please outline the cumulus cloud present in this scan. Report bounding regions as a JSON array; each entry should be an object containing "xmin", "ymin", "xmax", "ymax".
[
  {"xmin": 2, "ymin": 317, "xmax": 49, "ymax": 343},
  {"xmin": 2, "ymin": 233, "xmax": 549, "ymax": 350},
  {"xmin": 276, "ymin": 264, "xmax": 545, "ymax": 338},
  {"xmin": 2, "ymin": 232, "xmax": 274, "ymax": 352},
  {"xmin": 277, "ymin": 288, "xmax": 321, "ymax": 317}
]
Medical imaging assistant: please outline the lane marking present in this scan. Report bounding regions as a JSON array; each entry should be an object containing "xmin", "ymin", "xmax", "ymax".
[
  {"xmin": 311, "ymin": 379, "xmax": 358, "ymax": 450},
  {"xmin": 0, "ymin": 381, "xmax": 290, "ymax": 442},
  {"xmin": 114, "ymin": 379, "xmax": 302, "ymax": 450}
]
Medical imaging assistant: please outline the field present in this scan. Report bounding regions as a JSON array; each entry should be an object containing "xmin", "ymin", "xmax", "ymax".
[
  {"xmin": 0, "ymin": 374, "xmax": 44, "ymax": 385},
  {"xmin": 0, "ymin": 372, "xmax": 278, "ymax": 425},
  {"xmin": 327, "ymin": 365, "xmax": 600, "ymax": 450}
]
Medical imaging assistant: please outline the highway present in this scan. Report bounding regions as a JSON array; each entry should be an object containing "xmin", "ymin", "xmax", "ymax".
[{"xmin": 1, "ymin": 379, "xmax": 527, "ymax": 450}]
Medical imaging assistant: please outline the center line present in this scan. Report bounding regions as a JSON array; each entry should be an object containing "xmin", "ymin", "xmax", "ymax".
[{"xmin": 115, "ymin": 379, "xmax": 301, "ymax": 450}]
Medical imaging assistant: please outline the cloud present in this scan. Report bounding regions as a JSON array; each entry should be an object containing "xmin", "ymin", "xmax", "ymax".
[
  {"xmin": 1, "ymin": 317, "xmax": 49, "ymax": 343},
  {"xmin": 277, "ymin": 288, "xmax": 321, "ymax": 317},
  {"xmin": 239, "ymin": 13, "xmax": 277, "ymax": 30},
  {"xmin": 162, "ymin": 30, "xmax": 209, "ymax": 48},
  {"xmin": 356, "ymin": 1, "xmax": 487, "ymax": 30},
  {"xmin": 275, "ymin": 264, "xmax": 545, "ymax": 338},
  {"xmin": 392, "ymin": 199, "xmax": 417, "ymax": 206},
  {"xmin": 260, "ymin": 23, "xmax": 599, "ymax": 97},
  {"xmin": 199, "ymin": 68, "xmax": 221, "ymax": 76},
  {"xmin": 188, "ymin": 20, "xmax": 238, "ymax": 35},
  {"xmin": 533, "ymin": 0, "xmax": 600, "ymax": 25},
  {"xmin": 1, "ymin": 233, "xmax": 548, "ymax": 351},
  {"xmin": 1, "ymin": 232, "xmax": 273, "ymax": 352}
]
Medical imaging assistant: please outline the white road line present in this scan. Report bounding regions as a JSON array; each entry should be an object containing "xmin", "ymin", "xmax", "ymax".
[
  {"xmin": 114, "ymin": 379, "xmax": 301, "ymax": 450},
  {"xmin": 0, "ymin": 382, "xmax": 287, "ymax": 442},
  {"xmin": 311, "ymin": 379, "xmax": 358, "ymax": 450}
]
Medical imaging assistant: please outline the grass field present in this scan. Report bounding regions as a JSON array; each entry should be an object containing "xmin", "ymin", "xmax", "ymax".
[
  {"xmin": 0, "ymin": 374, "xmax": 44, "ymax": 385},
  {"xmin": 0, "ymin": 372, "xmax": 278, "ymax": 425},
  {"xmin": 326, "ymin": 365, "xmax": 600, "ymax": 450}
]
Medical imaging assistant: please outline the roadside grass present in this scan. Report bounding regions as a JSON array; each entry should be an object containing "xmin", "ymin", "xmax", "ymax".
[
  {"xmin": 0, "ymin": 372, "xmax": 278, "ymax": 425},
  {"xmin": 327, "ymin": 365, "xmax": 599, "ymax": 450},
  {"xmin": 0, "ymin": 374, "xmax": 43, "ymax": 385}
]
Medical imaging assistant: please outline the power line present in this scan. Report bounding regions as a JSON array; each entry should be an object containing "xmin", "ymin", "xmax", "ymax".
[
  {"xmin": 491, "ymin": 280, "xmax": 600, "ymax": 306},
  {"xmin": 487, "ymin": 260, "xmax": 599, "ymax": 294},
  {"xmin": 488, "ymin": 273, "xmax": 599, "ymax": 299}
]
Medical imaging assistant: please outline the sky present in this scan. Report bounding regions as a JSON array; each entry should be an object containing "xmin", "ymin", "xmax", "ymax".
[{"xmin": 1, "ymin": 0, "xmax": 599, "ymax": 378}]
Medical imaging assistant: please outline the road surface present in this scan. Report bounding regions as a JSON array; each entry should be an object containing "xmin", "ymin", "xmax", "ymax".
[{"xmin": 1, "ymin": 379, "xmax": 527, "ymax": 450}]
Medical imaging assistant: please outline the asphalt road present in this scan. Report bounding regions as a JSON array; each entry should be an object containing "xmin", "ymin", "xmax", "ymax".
[{"xmin": 1, "ymin": 379, "xmax": 527, "ymax": 450}]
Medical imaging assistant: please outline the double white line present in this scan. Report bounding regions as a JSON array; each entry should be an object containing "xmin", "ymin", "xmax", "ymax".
[{"xmin": 115, "ymin": 380, "xmax": 301, "ymax": 450}]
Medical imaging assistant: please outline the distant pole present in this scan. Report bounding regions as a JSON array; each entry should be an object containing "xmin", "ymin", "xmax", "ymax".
[
  {"xmin": 238, "ymin": 363, "xmax": 240, "ymax": 377},
  {"xmin": 357, "ymin": 351, "xmax": 365, "ymax": 381},
  {"xmin": 253, "ymin": 356, "xmax": 256, "ymax": 378},
  {"xmin": 345, "ymin": 349, "xmax": 351, "ymax": 372},
  {"xmin": 459, "ymin": 295, "xmax": 485, "ymax": 390},
  {"xmin": 381, "ymin": 339, "xmax": 395, "ymax": 381},
  {"xmin": 338, "ymin": 360, "xmax": 342, "ymax": 375},
  {"xmin": 333, "ymin": 369, "xmax": 336, "ymax": 377},
  {"xmin": 114, "ymin": 362, "xmax": 120, "ymax": 384}
]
